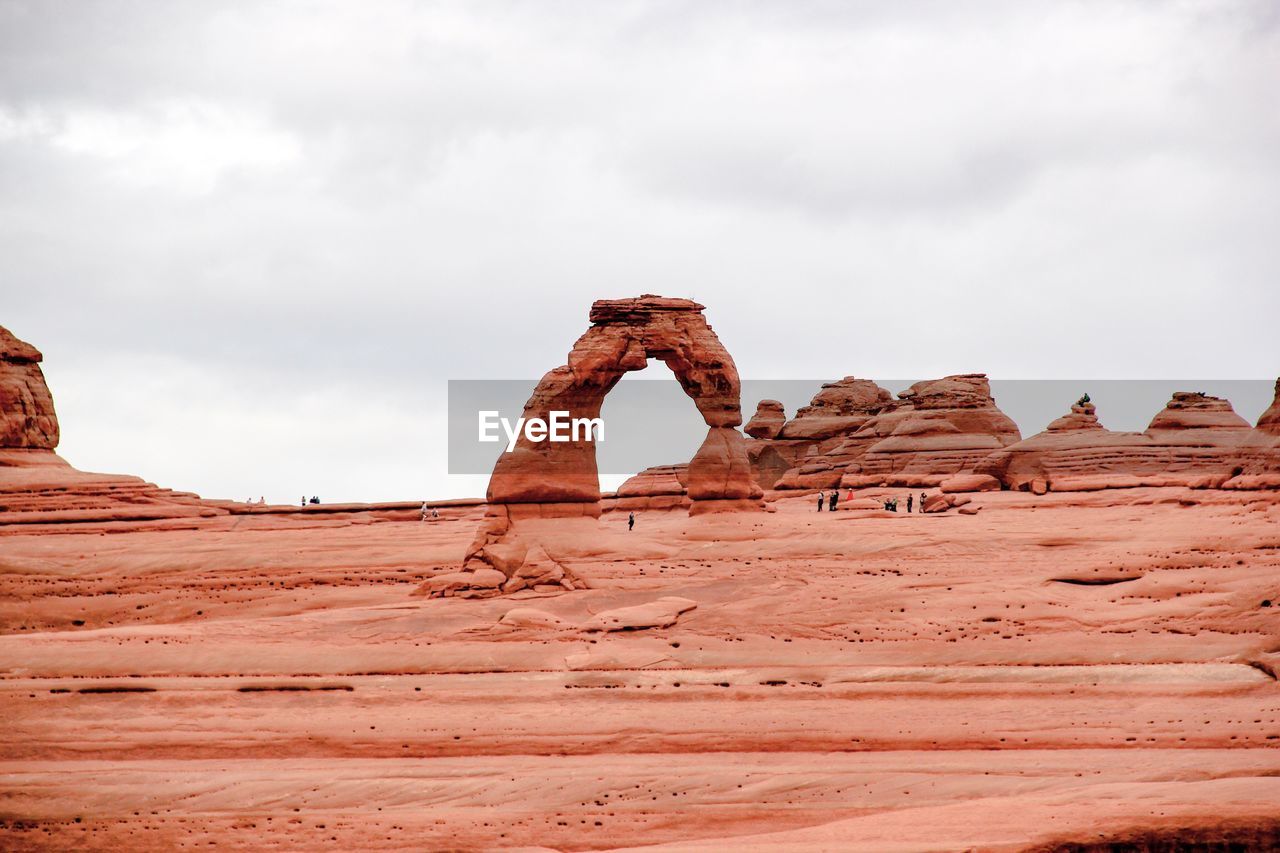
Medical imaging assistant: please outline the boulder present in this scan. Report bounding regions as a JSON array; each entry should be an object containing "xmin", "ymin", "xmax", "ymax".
[
  {"xmin": 923, "ymin": 493, "xmax": 971, "ymax": 513},
  {"xmin": 744, "ymin": 399, "xmax": 786, "ymax": 440},
  {"xmin": 417, "ymin": 569, "xmax": 506, "ymax": 598},
  {"xmin": 940, "ymin": 474, "xmax": 1001, "ymax": 493},
  {"xmin": 581, "ymin": 597, "xmax": 698, "ymax": 632}
]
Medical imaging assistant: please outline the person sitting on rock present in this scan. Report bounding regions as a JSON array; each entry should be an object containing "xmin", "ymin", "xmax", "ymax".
[
  {"xmin": 628, "ymin": 511, "xmax": 635, "ymax": 531},
  {"xmin": 421, "ymin": 501, "xmax": 430, "ymax": 521},
  {"xmin": 817, "ymin": 491, "xmax": 825, "ymax": 512},
  {"xmin": 828, "ymin": 490, "xmax": 838, "ymax": 511}
]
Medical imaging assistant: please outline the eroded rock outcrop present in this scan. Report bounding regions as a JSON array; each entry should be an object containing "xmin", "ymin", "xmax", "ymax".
[
  {"xmin": 978, "ymin": 391, "xmax": 1279, "ymax": 491},
  {"xmin": 1258, "ymin": 379, "xmax": 1280, "ymax": 436},
  {"xmin": 627, "ymin": 374, "xmax": 1023, "ymax": 496},
  {"xmin": 432, "ymin": 296, "xmax": 763, "ymax": 597},
  {"xmin": 770, "ymin": 374, "xmax": 1021, "ymax": 490},
  {"xmin": 762, "ymin": 377, "xmax": 900, "ymax": 490},
  {"xmin": 0, "ymin": 326, "xmax": 59, "ymax": 450},
  {"xmin": 744, "ymin": 399, "xmax": 786, "ymax": 440},
  {"xmin": 0, "ymin": 325, "xmax": 237, "ymax": 526},
  {"xmin": 837, "ymin": 374, "xmax": 1021, "ymax": 487},
  {"xmin": 777, "ymin": 378, "xmax": 893, "ymax": 441}
]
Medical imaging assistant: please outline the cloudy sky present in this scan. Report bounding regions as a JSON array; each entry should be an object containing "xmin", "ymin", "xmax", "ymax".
[{"xmin": 3, "ymin": 0, "xmax": 1277, "ymax": 502}]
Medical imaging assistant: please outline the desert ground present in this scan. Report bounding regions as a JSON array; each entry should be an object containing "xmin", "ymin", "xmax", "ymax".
[{"xmin": 2, "ymin": 486, "xmax": 1278, "ymax": 851}]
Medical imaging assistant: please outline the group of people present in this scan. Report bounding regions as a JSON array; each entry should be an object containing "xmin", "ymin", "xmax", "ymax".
[
  {"xmin": 245, "ymin": 496, "xmax": 265, "ymax": 505},
  {"xmin": 300, "ymin": 496, "xmax": 321, "ymax": 506},
  {"xmin": 420, "ymin": 502, "xmax": 440, "ymax": 521},
  {"xmin": 885, "ymin": 492, "xmax": 926, "ymax": 513},
  {"xmin": 817, "ymin": 490, "xmax": 929, "ymax": 513}
]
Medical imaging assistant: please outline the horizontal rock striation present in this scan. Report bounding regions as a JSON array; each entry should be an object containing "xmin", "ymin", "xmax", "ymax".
[{"xmin": 977, "ymin": 390, "xmax": 1280, "ymax": 491}]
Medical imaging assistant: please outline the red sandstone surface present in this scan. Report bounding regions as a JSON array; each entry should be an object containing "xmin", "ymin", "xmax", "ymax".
[
  {"xmin": 4, "ymin": 487, "xmax": 1280, "ymax": 850},
  {"xmin": 2, "ymin": 319, "xmax": 1280, "ymax": 850}
]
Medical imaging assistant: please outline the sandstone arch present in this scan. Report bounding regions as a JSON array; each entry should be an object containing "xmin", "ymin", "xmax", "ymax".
[{"xmin": 420, "ymin": 295, "xmax": 761, "ymax": 598}]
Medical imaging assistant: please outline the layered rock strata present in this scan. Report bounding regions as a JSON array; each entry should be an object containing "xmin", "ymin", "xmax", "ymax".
[{"xmin": 977, "ymin": 391, "xmax": 1280, "ymax": 491}]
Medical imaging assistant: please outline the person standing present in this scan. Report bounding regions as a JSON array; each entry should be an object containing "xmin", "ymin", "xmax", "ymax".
[
  {"xmin": 828, "ymin": 490, "xmax": 838, "ymax": 512},
  {"xmin": 628, "ymin": 511, "xmax": 635, "ymax": 531},
  {"xmin": 906, "ymin": 494, "xmax": 913, "ymax": 513},
  {"xmin": 919, "ymin": 492, "xmax": 926, "ymax": 513},
  {"xmin": 817, "ymin": 491, "xmax": 825, "ymax": 512}
]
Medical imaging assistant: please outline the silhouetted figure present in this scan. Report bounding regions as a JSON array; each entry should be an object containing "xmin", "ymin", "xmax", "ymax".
[
  {"xmin": 300, "ymin": 496, "xmax": 306, "ymax": 507},
  {"xmin": 828, "ymin": 491, "xmax": 838, "ymax": 511},
  {"xmin": 906, "ymin": 494, "xmax": 913, "ymax": 513},
  {"xmin": 309, "ymin": 496, "xmax": 320, "ymax": 505},
  {"xmin": 817, "ymin": 491, "xmax": 825, "ymax": 512},
  {"xmin": 628, "ymin": 512, "xmax": 635, "ymax": 531}
]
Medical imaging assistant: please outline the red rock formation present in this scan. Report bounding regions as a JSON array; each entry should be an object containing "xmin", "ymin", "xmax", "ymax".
[
  {"xmin": 611, "ymin": 464, "xmax": 690, "ymax": 511},
  {"xmin": 484, "ymin": 296, "xmax": 755, "ymax": 511},
  {"xmin": 777, "ymin": 378, "xmax": 892, "ymax": 441},
  {"xmin": 1220, "ymin": 379, "xmax": 1280, "ymax": 489},
  {"xmin": 437, "ymin": 296, "xmax": 763, "ymax": 597},
  {"xmin": 759, "ymin": 377, "xmax": 899, "ymax": 490},
  {"xmin": 0, "ymin": 325, "xmax": 59, "ymax": 450},
  {"xmin": 768, "ymin": 374, "xmax": 1020, "ymax": 490},
  {"xmin": 978, "ymin": 392, "xmax": 1279, "ymax": 491},
  {"xmin": 838, "ymin": 374, "xmax": 1021, "ymax": 487},
  {"xmin": 1253, "ymin": 378, "xmax": 1280, "ymax": 436},
  {"xmin": 744, "ymin": 399, "xmax": 786, "ymax": 440},
  {"xmin": 1046, "ymin": 402, "xmax": 1105, "ymax": 432},
  {"xmin": 627, "ymin": 374, "xmax": 1021, "ymax": 496}
]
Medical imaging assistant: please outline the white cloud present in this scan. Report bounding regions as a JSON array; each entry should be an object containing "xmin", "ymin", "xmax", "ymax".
[
  {"xmin": 2, "ymin": 0, "xmax": 1278, "ymax": 501},
  {"xmin": 0, "ymin": 99, "xmax": 301, "ymax": 194}
]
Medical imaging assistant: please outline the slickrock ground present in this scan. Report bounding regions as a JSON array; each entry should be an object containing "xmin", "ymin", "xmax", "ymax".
[{"xmin": 2, "ymin": 488, "xmax": 1279, "ymax": 851}]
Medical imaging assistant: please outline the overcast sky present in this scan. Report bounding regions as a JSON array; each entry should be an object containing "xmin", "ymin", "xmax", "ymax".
[{"xmin": 3, "ymin": 0, "xmax": 1278, "ymax": 502}]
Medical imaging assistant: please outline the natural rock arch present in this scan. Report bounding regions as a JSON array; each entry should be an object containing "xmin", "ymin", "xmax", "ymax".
[
  {"xmin": 421, "ymin": 295, "xmax": 762, "ymax": 598},
  {"xmin": 487, "ymin": 295, "xmax": 760, "ymax": 512}
]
